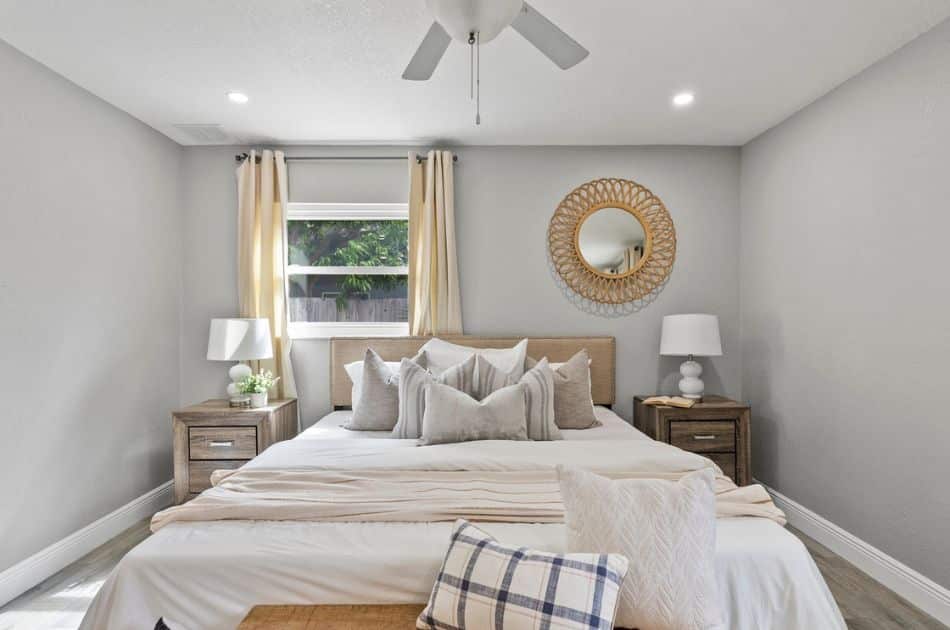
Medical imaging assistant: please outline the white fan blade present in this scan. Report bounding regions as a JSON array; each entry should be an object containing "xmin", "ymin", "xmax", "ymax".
[
  {"xmin": 510, "ymin": 2, "xmax": 589, "ymax": 70},
  {"xmin": 402, "ymin": 22, "xmax": 452, "ymax": 80}
]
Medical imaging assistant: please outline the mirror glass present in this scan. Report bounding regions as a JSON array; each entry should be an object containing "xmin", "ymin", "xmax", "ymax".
[{"xmin": 577, "ymin": 207, "xmax": 647, "ymax": 275}]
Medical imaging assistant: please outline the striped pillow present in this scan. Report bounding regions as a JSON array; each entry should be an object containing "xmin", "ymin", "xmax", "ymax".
[
  {"xmin": 392, "ymin": 354, "xmax": 476, "ymax": 439},
  {"xmin": 418, "ymin": 520, "xmax": 628, "ymax": 630},
  {"xmin": 475, "ymin": 355, "xmax": 561, "ymax": 441}
]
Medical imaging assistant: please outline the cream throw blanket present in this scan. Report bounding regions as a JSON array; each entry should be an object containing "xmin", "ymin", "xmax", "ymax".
[{"xmin": 152, "ymin": 438, "xmax": 784, "ymax": 532}]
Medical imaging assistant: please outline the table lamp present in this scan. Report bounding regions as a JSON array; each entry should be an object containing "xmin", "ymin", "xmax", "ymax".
[
  {"xmin": 207, "ymin": 318, "xmax": 273, "ymax": 407},
  {"xmin": 659, "ymin": 314, "xmax": 722, "ymax": 400}
]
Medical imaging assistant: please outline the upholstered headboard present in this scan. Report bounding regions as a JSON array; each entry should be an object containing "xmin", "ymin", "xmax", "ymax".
[{"xmin": 329, "ymin": 336, "xmax": 615, "ymax": 407}]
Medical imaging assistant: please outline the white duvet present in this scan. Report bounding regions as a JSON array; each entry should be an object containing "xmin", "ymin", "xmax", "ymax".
[{"xmin": 80, "ymin": 408, "xmax": 845, "ymax": 630}]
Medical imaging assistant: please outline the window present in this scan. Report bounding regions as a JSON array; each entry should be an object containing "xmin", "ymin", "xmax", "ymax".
[{"xmin": 286, "ymin": 203, "xmax": 409, "ymax": 338}]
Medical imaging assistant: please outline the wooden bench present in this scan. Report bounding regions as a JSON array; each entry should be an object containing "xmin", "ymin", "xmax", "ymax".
[{"xmin": 238, "ymin": 604, "xmax": 426, "ymax": 629}]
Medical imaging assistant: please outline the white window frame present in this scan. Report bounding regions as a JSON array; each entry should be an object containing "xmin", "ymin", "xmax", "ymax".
[{"xmin": 286, "ymin": 203, "xmax": 410, "ymax": 339}]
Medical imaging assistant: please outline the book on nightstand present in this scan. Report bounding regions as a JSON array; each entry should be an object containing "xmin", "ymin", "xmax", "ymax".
[{"xmin": 640, "ymin": 395, "xmax": 697, "ymax": 408}]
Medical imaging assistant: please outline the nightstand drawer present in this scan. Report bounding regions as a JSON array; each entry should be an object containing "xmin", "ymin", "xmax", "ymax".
[
  {"xmin": 188, "ymin": 459, "xmax": 246, "ymax": 493},
  {"xmin": 706, "ymin": 453, "xmax": 736, "ymax": 482},
  {"xmin": 189, "ymin": 427, "xmax": 257, "ymax": 460},
  {"xmin": 670, "ymin": 420, "xmax": 735, "ymax": 453}
]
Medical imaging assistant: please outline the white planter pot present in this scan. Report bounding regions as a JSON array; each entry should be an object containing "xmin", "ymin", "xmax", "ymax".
[{"xmin": 249, "ymin": 392, "xmax": 268, "ymax": 408}]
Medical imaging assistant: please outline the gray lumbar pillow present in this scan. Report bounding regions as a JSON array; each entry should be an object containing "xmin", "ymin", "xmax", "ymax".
[
  {"xmin": 546, "ymin": 349, "xmax": 599, "ymax": 429},
  {"xmin": 420, "ymin": 382, "xmax": 528, "ymax": 446},
  {"xmin": 474, "ymin": 355, "xmax": 561, "ymax": 441},
  {"xmin": 343, "ymin": 348, "xmax": 408, "ymax": 431}
]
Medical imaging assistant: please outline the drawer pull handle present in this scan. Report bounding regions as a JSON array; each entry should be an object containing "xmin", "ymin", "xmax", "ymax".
[
  {"xmin": 693, "ymin": 435, "xmax": 716, "ymax": 440},
  {"xmin": 208, "ymin": 440, "xmax": 234, "ymax": 447}
]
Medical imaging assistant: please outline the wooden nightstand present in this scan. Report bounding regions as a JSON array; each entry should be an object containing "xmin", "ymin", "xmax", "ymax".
[
  {"xmin": 633, "ymin": 395, "xmax": 751, "ymax": 486},
  {"xmin": 172, "ymin": 399, "xmax": 298, "ymax": 504}
]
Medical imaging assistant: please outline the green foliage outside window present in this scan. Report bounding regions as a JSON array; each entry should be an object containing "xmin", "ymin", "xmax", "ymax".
[{"xmin": 288, "ymin": 220, "xmax": 408, "ymax": 310}]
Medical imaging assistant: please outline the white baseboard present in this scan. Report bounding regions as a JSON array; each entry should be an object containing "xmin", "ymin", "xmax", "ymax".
[
  {"xmin": 0, "ymin": 480, "xmax": 173, "ymax": 607},
  {"xmin": 760, "ymin": 481, "xmax": 950, "ymax": 626}
]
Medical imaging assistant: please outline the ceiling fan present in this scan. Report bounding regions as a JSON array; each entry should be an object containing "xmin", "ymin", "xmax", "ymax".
[{"xmin": 402, "ymin": 0, "xmax": 589, "ymax": 123}]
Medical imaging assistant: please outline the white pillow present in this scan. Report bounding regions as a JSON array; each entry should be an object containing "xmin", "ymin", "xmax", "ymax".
[
  {"xmin": 420, "ymin": 337, "xmax": 528, "ymax": 381},
  {"xmin": 557, "ymin": 466, "xmax": 721, "ymax": 630},
  {"xmin": 418, "ymin": 519, "xmax": 628, "ymax": 630}
]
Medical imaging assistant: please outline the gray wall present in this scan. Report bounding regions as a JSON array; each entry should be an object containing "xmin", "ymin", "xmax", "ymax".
[
  {"xmin": 179, "ymin": 147, "xmax": 242, "ymax": 407},
  {"xmin": 0, "ymin": 41, "xmax": 183, "ymax": 571},
  {"xmin": 179, "ymin": 146, "xmax": 742, "ymax": 427},
  {"xmin": 740, "ymin": 19, "xmax": 950, "ymax": 587}
]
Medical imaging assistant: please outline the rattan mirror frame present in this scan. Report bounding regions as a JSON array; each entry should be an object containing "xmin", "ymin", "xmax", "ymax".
[{"xmin": 548, "ymin": 178, "xmax": 676, "ymax": 305}]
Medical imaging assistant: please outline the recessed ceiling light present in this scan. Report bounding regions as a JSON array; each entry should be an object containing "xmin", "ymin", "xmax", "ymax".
[
  {"xmin": 227, "ymin": 91, "xmax": 249, "ymax": 104},
  {"xmin": 672, "ymin": 91, "xmax": 695, "ymax": 108}
]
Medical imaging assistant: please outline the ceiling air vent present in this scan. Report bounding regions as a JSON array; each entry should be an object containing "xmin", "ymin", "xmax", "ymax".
[{"xmin": 172, "ymin": 124, "xmax": 231, "ymax": 144}]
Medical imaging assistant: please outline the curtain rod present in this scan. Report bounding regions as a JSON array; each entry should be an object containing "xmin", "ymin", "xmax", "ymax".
[{"xmin": 234, "ymin": 153, "xmax": 458, "ymax": 164}]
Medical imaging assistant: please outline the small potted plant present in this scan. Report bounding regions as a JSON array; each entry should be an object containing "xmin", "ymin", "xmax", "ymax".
[{"xmin": 238, "ymin": 370, "xmax": 280, "ymax": 408}]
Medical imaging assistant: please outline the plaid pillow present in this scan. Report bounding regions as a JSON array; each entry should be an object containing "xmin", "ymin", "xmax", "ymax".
[{"xmin": 418, "ymin": 520, "xmax": 628, "ymax": 630}]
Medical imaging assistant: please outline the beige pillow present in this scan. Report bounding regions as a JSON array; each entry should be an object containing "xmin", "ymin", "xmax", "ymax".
[
  {"xmin": 344, "ymin": 349, "xmax": 426, "ymax": 413},
  {"xmin": 557, "ymin": 466, "xmax": 721, "ymax": 630},
  {"xmin": 343, "ymin": 348, "xmax": 401, "ymax": 431},
  {"xmin": 532, "ymin": 349, "xmax": 598, "ymax": 429},
  {"xmin": 474, "ymin": 355, "xmax": 562, "ymax": 441},
  {"xmin": 392, "ymin": 354, "xmax": 476, "ymax": 439},
  {"xmin": 419, "ymin": 382, "xmax": 527, "ymax": 446}
]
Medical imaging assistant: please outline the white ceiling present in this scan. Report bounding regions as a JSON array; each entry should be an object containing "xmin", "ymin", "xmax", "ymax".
[{"xmin": 1, "ymin": 1, "xmax": 948, "ymax": 146}]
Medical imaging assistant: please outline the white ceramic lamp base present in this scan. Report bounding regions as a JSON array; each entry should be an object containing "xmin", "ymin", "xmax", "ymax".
[
  {"xmin": 677, "ymin": 357, "xmax": 704, "ymax": 400},
  {"xmin": 228, "ymin": 362, "xmax": 252, "ymax": 407}
]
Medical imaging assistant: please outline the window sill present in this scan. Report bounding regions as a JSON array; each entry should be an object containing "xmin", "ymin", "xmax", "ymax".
[{"xmin": 288, "ymin": 322, "xmax": 410, "ymax": 340}]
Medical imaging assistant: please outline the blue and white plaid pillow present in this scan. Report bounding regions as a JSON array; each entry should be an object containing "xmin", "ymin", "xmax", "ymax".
[{"xmin": 418, "ymin": 520, "xmax": 628, "ymax": 630}]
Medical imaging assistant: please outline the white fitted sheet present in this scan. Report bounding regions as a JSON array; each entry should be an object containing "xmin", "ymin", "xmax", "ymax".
[
  {"xmin": 82, "ymin": 518, "xmax": 843, "ymax": 630},
  {"xmin": 80, "ymin": 406, "xmax": 845, "ymax": 630},
  {"xmin": 299, "ymin": 405, "xmax": 650, "ymax": 442}
]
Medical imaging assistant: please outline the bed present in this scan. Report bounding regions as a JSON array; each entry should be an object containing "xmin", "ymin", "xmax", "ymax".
[{"xmin": 80, "ymin": 337, "xmax": 846, "ymax": 630}]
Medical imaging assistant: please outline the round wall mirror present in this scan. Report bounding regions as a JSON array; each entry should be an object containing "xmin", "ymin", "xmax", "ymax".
[
  {"xmin": 548, "ymin": 178, "xmax": 676, "ymax": 307},
  {"xmin": 576, "ymin": 206, "xmax": 649, "ymax": 277}
]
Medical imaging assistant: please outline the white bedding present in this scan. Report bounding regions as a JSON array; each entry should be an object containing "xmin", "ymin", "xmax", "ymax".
[
  {"xmin": 299, "ymin": 405, "xmax": 649, "ymax": 442},
  {"xmin": 81, "ymin": 407, "xmax": 845, "ymax": 630}
]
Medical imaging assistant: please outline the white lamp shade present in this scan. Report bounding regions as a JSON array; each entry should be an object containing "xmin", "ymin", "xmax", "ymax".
[
  {"xmin": 207, "ymin": 318, "xmax": 273, "ymax": 361},
  {"xmin": 659, "ymin": 314, "xmax": 723, "ymax": 357}
]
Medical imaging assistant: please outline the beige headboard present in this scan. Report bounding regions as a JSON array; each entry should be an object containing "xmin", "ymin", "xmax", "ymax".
[{"xmin": 330, "ymin": 336, "xmax": 615, "ymax": 407}]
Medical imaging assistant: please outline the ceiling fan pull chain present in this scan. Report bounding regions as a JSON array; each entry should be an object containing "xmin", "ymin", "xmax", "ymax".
[
  {"xmin": 468, "ymin": 31, "xmax": 475, "ymax": 100},
  {"xmin": 475, "ymin": 30, "xmax": 481, "ymax": 125}
]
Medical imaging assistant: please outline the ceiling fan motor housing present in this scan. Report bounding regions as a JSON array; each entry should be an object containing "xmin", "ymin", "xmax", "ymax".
[{"xmin": 426, "ymin": 0, "xmax": 523, "ymax": 43}]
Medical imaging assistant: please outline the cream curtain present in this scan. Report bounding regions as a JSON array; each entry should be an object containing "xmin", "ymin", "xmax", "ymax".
[
  {"xmin": 408, "ymin": 150, "xmax": 462, "ymax": 336},
  {"xmin": 236, "ymin": 149, "xmax": 295, "ymax": 398}
]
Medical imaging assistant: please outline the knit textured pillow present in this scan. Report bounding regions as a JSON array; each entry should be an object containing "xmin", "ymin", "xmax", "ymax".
[
  {"xmin": 392, "ymin": 354, "xmax": 476, "ymax": 439},
  {"xmin": 420, "ymin": 382, "xmax": 527, "ymax": 446},
  {"xmin": 557, "ymin": 466, "xmax": 721, "ymax": 630},
  {"xmin": 474, "ymin": 355, "xmax": 562, "ymax": 441},
  {"xmin": 418, "ymin": 519, "xmax": 628, "ymax": 630}
]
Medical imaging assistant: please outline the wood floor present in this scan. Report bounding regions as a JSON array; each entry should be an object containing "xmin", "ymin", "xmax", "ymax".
[
  {"xmin": 0, "ymin": 521, "xmax": 945, "ymax": 630},
  {"xmin": 792, "ymin": 528, "xmax": 947, "ymax": 630}
]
